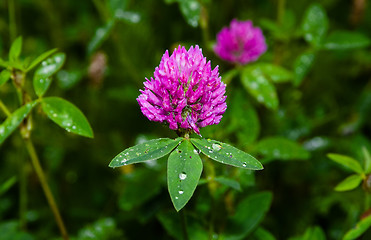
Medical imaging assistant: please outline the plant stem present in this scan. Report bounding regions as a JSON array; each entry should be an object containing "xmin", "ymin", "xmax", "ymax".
[
  {"xmin": 18, "ymin": 148, "xmax": 28, "ymax": 230},
  {"xmin": 0, "ymin": 99, "xmax": 11, "ymax": 117},
  {"xmin": 23, "ymin": 138, "xmax": 69, "ymax": 240},
  {"xmin": 8, "ymin": 0, "xmax": 17, "ymax": 42},
  {"xmin": 277, "ymin": 0, "xmax": 286, "ymax": 26},
  {"xmin": 179, "ymin": 209, "xmax": 189, "ymax": 240}
]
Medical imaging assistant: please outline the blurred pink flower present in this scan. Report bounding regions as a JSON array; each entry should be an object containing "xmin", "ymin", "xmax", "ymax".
[
  {"xmin": 137, "ymin": 45, "xmax": 227, "ymax": 135},
  {"xmin": 214, "ymin": 19, "xmax": 267, "ymax": 65}
]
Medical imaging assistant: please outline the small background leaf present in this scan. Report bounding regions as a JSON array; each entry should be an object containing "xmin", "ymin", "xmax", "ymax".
[
  {"xmin": 0, "ymin": 176, "xmax": 17, "ymax": 196},
  {"xmin": 293, "ymin": 51, "xmax": 315, "ymax": 86},
  {"xmin": 168, "ymin": 140, "xmax": 203, "ymax": 211},
  {"xmin": 41, "ymin": 97, "xmax": 93, "ymax": 138},
  {"xmin": 343, "ymin": 215, "xmax": 371, "ymax": 240},
  {"xmin": 241, "ymin": 66, "xmax": 278, "ymax": 110},
  {"xmin": 0, "ymin": 101, "xmax": 37, "ymax": 145},
  {"xmin": 191, "ymin": 138, "xmax": 263, "ymax": 170},
  {"xmin": 9, "ymin": 37, "xmax": 22, "ymax": 62},
  {"xmin": 253, "ymin": 227, "xmax": 276, "ymax": 240},
  {"xmin": 301, "ymin": 4, "xmax": 328, "ymax": 46},
  {"xmin": 27, "ymin": 48, "xmax": 57, "ymax": 71},
  {"xmin": 256, "ymin": 137, "xmax": 310, "ymax": 161},
  {"xmin": 222, "ymin": 191, "xmax": 273, "ymax": 240},
  {"xmin": 254, "ymin": 63, "xmax": 293, "ymax": 83},
  {"xmin": 87, "ymin": 21, "xmax": 114, "ymax": 55},
  {"xmin": 214, "ymin": 176, "xmax": 241, "ymax": 191},
  {"xmin": 0, "ymin": 69, "xmax": 11, "ymax": 86},
  {"xmin": 363, "ymin": 147, "xmax": 371, "ymax": 174},
  {"xmin": 322, "ymin": 31, "xmax": 371, "ymax": 50},
  {"xmin": 327, "ymin": 153, "xmax": 364, "ymax": 174},
  {"xmin": 109, "ymin": 138, "xmax": 182, "ymax": 168},
  {"xmin": 179, "ymin": 0, "xmax": 201, "ymax": 27},
  {"xmin": 334, "ymin": 174, "xmax": 363, "ymax": 192}
]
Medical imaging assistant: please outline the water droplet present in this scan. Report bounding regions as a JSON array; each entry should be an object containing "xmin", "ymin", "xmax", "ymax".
[
  {"xmin": 121, "ymin": 159, "xmax": 127, "ymax": 164},
  {"xmin": 175, "ymin": 197, "xmax": 179, "ymax": 200},
  {"xmin": 193, "ymin": 149, "xmax": 200, "ymax": 154},
  {"xmin": 144, "ymin": 149, "xmax": 149, "ymax": 154},
  {"xmin": 229, "ymin": 154, "xmax": 233, "ymax": 158},
  {"xmin": 179, "ymin": 172, "xmax": 187, "ymax": 180},
  {"xmin": 212, "ymin": 143, "xmax": 222, "ymax": 151},
  {"xmin": 242, "ymin": 162, "xmax": 247, "ymax": 167},
  {"xmin": 52, "ymin": 113, "xmax": 57, "ymax": 117},
  {"xmin": 72, "ymin": 125, "xmax": 76, "ymax": 130},
  {"xmin": 178, "ymin": 190, "xmax": 184, "ymax": 195},
  {"xmin": 209, "ymin": 150, "xmax": 213, "ymax": 153}
]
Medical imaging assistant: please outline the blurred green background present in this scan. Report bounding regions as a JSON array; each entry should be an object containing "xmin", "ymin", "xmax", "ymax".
[{"xmin": 1, "ymin": 0, "xmax": 371, "ymax": 239}]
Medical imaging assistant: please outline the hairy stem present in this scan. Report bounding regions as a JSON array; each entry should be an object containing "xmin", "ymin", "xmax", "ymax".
[{"xmin": 24, "ymin": 137, "xmax": 69, "ymax": 240}]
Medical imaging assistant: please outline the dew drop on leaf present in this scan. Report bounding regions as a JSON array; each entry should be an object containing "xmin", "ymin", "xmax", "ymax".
[
  {"xmin": 179, "ymin": 172, "xmax": 187, "ymax": 180},
  {"xmin": 212, "ymin": 143, "xmax": 222, "ymax": 151},
  {"xmin": 242, "ymin": 162, "xmax": 247, "ymax": 167},
  {"xmin": 178, "ymin": 190, "xmax": 184, "ymax": 195}
]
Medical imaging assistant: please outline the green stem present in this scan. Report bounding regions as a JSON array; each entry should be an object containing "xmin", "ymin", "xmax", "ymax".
[
  {"xmin": 204, "ymin": 159, "xmax": 216, "ymax": 239},
  {"xmin": 200, "ymin": 5, "xmax": 209, "ymax": 49},
  {"xmin": 0, "ymin": 99, "xmax": 11, "ymax": 117},
  {"xmin": 366, "ymin": 193, "xmax": 371, "ymax": 211},
  {"xmin": 179, "ymin": 209, "xmax": 189, "ymax": 240},
  {"xmin": 8, "ymin": 0, "xmax": 17, "ymax": 42},
  {"xmin": 19, "ymin": 152, "xmax": 27, "ymax": 230},
  {"xmin": 24, "ymin": 138, "xmax": 69, "ymax": 240},
  {"xmin": 277, "ymin": 0, "xmax": 286, "ymax": 26}
]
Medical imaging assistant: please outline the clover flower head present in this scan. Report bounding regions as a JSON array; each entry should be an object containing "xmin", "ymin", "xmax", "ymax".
[
  {"xmin": 214, "ymin": 19, "xmax": 267, "ymax": 65},
  {"xmin": 137, "ymin": 45, "xmax": 227, "ymax": 135}
]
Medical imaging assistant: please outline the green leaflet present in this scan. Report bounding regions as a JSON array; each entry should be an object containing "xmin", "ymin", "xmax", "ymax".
[
  {"xmin": 109, "ymin": 138, "xmax": 182, "ymax": 168},
  {"xmin": 167, "ymin": 139, "xmax": 203, "ymax": 211},
  {"xmin": 191, "ymin": 138, "xmax": 263, "ymax": 170}
]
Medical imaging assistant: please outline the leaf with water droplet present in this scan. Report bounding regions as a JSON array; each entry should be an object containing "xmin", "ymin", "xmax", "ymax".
[
  {"xmin": 241, "ymin": 66, "xmax": 278, "ymax": 110},
  {"xmin": 0, "ymin": 101, "xmax": 37, "ymax": 145},
  {"xmin": 33, "ymin": 53, "xmax": 66, "ymax": 97},
  {"xmin": 168, "ymin": 140, "xmax": 202, "ymax": 212},
  {"xmin": 109, "ymin": 138, "xmax": 183, "ymax": 168},
  {"xmin": 301, "ymin": 3, "xmax": 328, "ymax": 47},
  {"xmin": 41, "ymin": 97, "xmax": 93, "ymax": 138},
  {"xmin": 191, "ymin": 138, "xmax": 263, "ymax": 170},
  {"xmin": 26, "ymin": 48, "xmax": 58, "ymax": 71}
]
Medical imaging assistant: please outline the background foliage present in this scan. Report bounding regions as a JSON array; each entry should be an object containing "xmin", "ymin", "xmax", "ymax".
[{"xmin": 1, "ymin": 0, "xmax": 371, "ymax": 239}]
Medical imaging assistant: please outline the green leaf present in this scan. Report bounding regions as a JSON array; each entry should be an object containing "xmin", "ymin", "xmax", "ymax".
[
  {"xmin": 41, "ymin": 97, "xmax": 94, "ymax": 138},
  {"xmin": 301, "ymin": 4, "xmax": 328, "ymax": 46},
  {"xmin": 214, "ymin": 176, "xmax": 241, "ymax": 191},
  {"xmin": 33, "ymin": 52, "xmax": 65, "ymax": 79},
  {"xmin": 191, "ymin": 138, "xmax": 263, "ymax": 170},
  {"xmin": 115, "ymin": 11, "xmax": 140, "ymax": 23},
  {"xmin": 293, "ymin": 51, "xmax": 315, "ymax": 86},
  {"xmin": 221, "ymin": 192, "xmax": 273, "ymax": 240},
  {"xmin": 291, "ymin": 226, "xmax": 326, "ymax": 240},
  {"xmin": 168, "ymin": 140, "xmax": 203, "ymax": 211},
  {"xmin": 343, "ymin": 215, "xmax": 371, "ymax": 240},
  {"xmin": 33, "ymin": 52, "xmax": 66, "ymax": 97},
  {"xmin": 0, "ymin": 176, "xmax": 17, "ymax": 196},
  {"xmin": 0, "ymin": 69, "xmax": 11, "ymax": 86},
  {"xmin": 77, "ymin": 218, "xmax": 123, "ymax": 239},
  {"xmin": 0, "ymin": 58, "xmax": 8, "ymax": 68},
  {"xmin": 0, "ymin": 221, "xmax": 35, "ymax": 240},
  {"xmin": 363, "ymin": 147, "xmax": 371, "ymax": 174},
  {"xmin": 322, "ymin": 31, "xmax": 371, "ymax": 50},
  {"xmin": 0, "ymin": 101, "xmax": 37, "ymax": 145},
  {"xmin": 87, "ymin": 21, "xmax": 114, "ymax": 55},
  {"xmin": 8, "ymin": 36, "xmax": 22, "ymax": 61},
  {"xmin": 327, "ymin": 153, "xmax": 364, "ymax": 174},
  {"xmin": 256, "ymin": 137, "xmax": 310, "ymax": 161},
  {"xmin": 254, "ymin": 63, "xmax": 293, "ymax": 83},
  {"xmin": 179, "ymin": 0, "xmax": 201, "ymax": 27},
  {"xmin": 253, "ymin": 227, "xmax": 276, "ymax": 240},
  {"xmin": 241, "ymin": 66, "xmax": 278, "ymax": 110},
  {"xmin": 26, "ymin": 48, "xmax": 58, "ymax": 71},
  {"xmin": 334, "ymin": 174, "xmax": 363, "ymax": 192},
  {"xmin": 109, "ymin": 138, "xmax": 182, "ymax": 168},
  {"xmin": 226, "ymin": 89, "xmax": 260, "ymax": 144}
]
